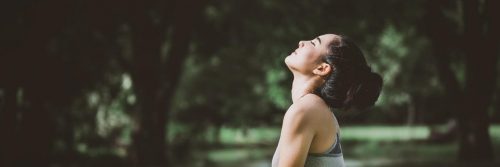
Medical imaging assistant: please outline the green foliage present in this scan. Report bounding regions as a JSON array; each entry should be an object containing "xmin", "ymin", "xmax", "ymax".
[
  {"xmin": 372, "ymin": 25, "xmax": 442, "ymax": 108},
  {"xmin": 170, "ymin": 0, "xmax": 454, "ymax": 126},
  {"xmin": 3, "ymin": 0, "xmax": 498, "ymax": 166}
]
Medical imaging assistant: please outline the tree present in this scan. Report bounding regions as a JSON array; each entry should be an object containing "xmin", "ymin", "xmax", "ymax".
[
  {"xmin": 423, "ymin": 0, "xmax": 499, "ymax": 161},
  {"xmin": 114, "ymin": 0, "xmax": 207, "ymax": 166},
  {"xmin": 0, "ymin": 0, "xmax": 72, "ymax": 166}
]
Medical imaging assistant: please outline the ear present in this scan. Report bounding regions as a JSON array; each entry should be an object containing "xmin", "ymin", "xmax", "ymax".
[{"xmin": 313, "ymin": 63, "xmax": 332, "ymax": 77}]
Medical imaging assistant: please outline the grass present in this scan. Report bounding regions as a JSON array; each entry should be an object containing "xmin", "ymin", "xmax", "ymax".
[{"xmin": 178, "ymin": 125, "xmax": 500, "ymax": 167}]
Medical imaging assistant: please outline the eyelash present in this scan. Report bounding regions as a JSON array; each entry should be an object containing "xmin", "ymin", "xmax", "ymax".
[{"xmin": 310, "ymin": 41, "xmax": 315, "ymax": 46}]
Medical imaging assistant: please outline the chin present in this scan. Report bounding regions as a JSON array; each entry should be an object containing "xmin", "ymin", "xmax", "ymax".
[
  {"xmin": 284, "ymin": 60, "xmax": 298, "ymax": 72},
  {"xmin": 284, "ymin": 56, "xmax": 291, "ymax": 65}
]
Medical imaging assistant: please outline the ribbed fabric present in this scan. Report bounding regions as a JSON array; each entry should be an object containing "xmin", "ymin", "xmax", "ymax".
[{"xmin": 304, "ymin": 133, "xmax": 345, "ymax": 167}]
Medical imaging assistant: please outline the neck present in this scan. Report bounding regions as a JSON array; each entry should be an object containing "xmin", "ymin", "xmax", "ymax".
[{"xmin": 291, "ymin": 73, "xmax": 324, "ymax": 103}]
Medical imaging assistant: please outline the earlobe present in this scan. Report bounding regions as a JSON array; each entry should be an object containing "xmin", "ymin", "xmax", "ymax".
[{"xmin": 313, "ymin": 63, "xmax": 332, "ymax": 76}]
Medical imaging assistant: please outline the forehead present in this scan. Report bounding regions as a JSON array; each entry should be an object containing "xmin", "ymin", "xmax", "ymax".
[
  {"xmin": 318, "ymin": 34, "xmax": 339, "ymax": 45},
  {"xmin": 316, "ymin": 34, "xmax": 340, "ymax": 56}
]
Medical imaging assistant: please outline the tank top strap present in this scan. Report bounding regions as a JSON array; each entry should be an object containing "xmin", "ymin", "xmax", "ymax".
[
  {"xmin": 322, "ymin": 132, "xmax": 340, "ymax": 154},
  {"xmin": 321, "ymin": 112, "xmax": 341, "ymax": 154}
]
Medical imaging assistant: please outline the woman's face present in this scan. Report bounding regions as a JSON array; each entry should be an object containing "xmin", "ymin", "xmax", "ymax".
[{"xmin": 285, "ymin": 34, "xmax": 339, "ymax": 75}]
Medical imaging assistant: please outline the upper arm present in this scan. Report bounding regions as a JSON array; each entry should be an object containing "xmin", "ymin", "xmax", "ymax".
[{"xmin": 277, "ymin": 104, "xmax": 316, "ymax": 167}]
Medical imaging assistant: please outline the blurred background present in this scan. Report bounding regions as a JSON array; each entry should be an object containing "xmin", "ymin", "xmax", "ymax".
[{"xmin": 1, "ymin": 0, "xmax": 499, "ymax": 166}]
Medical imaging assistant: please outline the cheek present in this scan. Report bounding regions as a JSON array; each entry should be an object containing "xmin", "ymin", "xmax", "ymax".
[
  {"xmin": 285, "ymin": 52, "xmax": 317, "ymax": 72},
  {"xmin": 297, "ymin": 50, "xmax": 319, "ymax": 64}
]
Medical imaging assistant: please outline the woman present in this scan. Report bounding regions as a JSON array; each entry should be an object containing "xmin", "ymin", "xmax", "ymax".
[{"xmin": 271, "ymin": 34, "xmax": 382, "ymax": 167}]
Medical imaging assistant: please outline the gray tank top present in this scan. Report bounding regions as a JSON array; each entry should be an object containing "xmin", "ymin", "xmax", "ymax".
[{"xmin": 271, "ymin": 113, "xmax": 345, "ymax": 167}]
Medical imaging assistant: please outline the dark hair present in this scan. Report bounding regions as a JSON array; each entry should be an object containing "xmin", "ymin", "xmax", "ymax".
[{"xmin": 314, "ymin": 35, "xmax": 382, "ymax": 110}]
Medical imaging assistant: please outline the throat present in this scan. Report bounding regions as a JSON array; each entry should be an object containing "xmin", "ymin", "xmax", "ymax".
[{"xmin": 291, "ymin": 75, "xmax": 323, "ymax": 103}]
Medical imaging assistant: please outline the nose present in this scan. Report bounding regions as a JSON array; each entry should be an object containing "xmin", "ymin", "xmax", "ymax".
[{"xmin": 298, "ymin": 41, "xmax": 305, "ymax": 48}]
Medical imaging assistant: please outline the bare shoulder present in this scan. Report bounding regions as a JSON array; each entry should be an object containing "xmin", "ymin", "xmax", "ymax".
[{"xmin": 284, "ymin": 94, "xmax": 328, "ymax": 125}]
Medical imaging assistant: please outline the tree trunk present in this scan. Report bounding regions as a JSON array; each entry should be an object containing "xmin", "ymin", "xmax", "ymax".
[
  {"xmin": 130, "ymin": 15, "xmax": 166, "ymax": 167},
  {"xmin": 422, "ymin": 0, "xmax": 461, "ymax": 143},
  {"xmin": 457, "ymin": 0, "xmax": 497, "ymax": 161},
  {"xmin": 132, "ymin": 91, "xmax": 167, "ymax": 166},
  {"xmin": 6, "ymin": 1, "xmax": 69, "ymax": 165},
  {"xmin": 0, "ymin": 87, "xmax": 20, "ymax": 167},
  {"xmin": 424, "ymin": 0, "xmax": 497, "ymax": 161},
  {"xmin": 127, "ymin": 1, "xmax": 206, "ymax": 166}
]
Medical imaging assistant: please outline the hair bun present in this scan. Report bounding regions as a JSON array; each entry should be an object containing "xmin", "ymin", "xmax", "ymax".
[
  {"xmin": 349, "ymin": 71, "xmax": 383, "ymax": 109},
  {"xmin": 313, "ymin": 35, "xmax": 382, "ymax": 110}
]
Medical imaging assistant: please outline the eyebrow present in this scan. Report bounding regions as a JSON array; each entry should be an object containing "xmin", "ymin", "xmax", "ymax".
[{"xmin": 316, "ymin": 37, "xmax": 322, "ymax": 45}]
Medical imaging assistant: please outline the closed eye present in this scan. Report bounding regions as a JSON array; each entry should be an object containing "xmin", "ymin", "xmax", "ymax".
[{"xmin": 310, "ymin": 41, "xmax": 315, "ymax": 46}]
